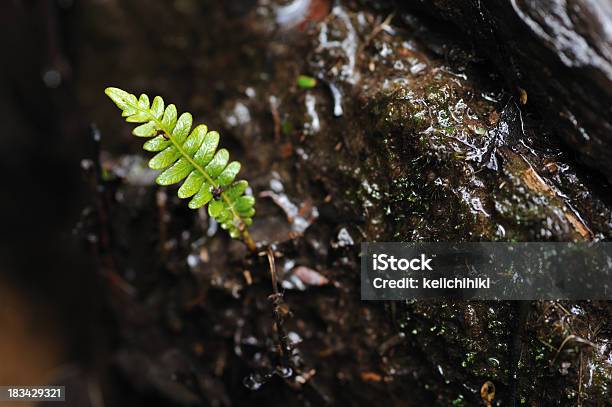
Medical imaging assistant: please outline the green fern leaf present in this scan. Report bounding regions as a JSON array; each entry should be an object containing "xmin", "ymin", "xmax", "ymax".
[{"xmin": 105, "ymin": 87, "xmax": 256, "ymax": 248}]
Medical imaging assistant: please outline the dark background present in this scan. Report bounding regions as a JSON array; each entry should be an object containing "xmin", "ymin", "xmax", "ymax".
[{"xmin": 0, "ymin": 0, "xmax": 107, "ymax": 394}]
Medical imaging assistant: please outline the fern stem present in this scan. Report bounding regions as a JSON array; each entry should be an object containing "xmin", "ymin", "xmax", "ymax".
[
  {"xmin": 242, "ymin": 229, "xmax": 257, "ymax": 253},
  {"xmin": 137, "ymin": 107, "xmax": 256, "ymax": 251}
]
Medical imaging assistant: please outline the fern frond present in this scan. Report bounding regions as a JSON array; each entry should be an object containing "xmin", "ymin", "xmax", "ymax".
[{"xmin": 105, "ymin": 87, "xmax": 256, "ymax": 249}]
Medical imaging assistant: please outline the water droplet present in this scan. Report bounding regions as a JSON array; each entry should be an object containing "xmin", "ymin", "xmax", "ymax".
[
  {"xmin": 276, "ymin": 366, "xmax": 293, "ymax": 378},
  {"xmin": 187, "ymin": 254, "xmax": 199, "ymax": 268},
  {"xmin": 80, "ymin": 159, "xmax": 94, "ymax": 171},
  {"xmin": 242, "ymin": 372, "xmax": 271, "ymax": 390},
  {"xmin": 287, "ymin": 331, "xmax": 303, "ymax": 345},
  {"xmin": 42, "ymin": 69, "xmax": 61, "ymax": 88}
]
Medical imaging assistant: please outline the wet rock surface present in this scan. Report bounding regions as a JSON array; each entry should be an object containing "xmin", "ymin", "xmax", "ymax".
[
  {"xmin": 74, "ymin": 0, "xmax": 611, "ymax": 405},
  {"xmin": 406, "ymin": 0, "xmax": 612, "ymax": 183}
]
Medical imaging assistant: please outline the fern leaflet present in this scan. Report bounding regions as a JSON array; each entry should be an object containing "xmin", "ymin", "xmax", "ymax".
[{"xmin": 105, "ymin": 87, "xmax": 256, "ymax": 250}]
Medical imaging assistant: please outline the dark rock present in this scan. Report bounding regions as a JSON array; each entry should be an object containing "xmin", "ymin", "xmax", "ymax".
[{"xmin": 407, "ymin": 0, "xmax": 612, "ymax": 182}]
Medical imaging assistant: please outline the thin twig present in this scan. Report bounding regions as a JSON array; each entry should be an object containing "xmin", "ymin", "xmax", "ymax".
[
  {"xmin": 270, "ymin": 96, "xmax": 281, "ymax": 143},
  {"xmin": 556, "ymin": 302, "xmax": 572, "ymax": 316},
  {"xmin": 551, "ymin": 334, "xmax": 597, "ymax": 366},
  {"xmin": 265, "ymin": 248, "xmax": 279, "ymax": 295},
  {"xmin": 261, "ymin": 248, "xmax": 291, "ymax": 360},
  {"xmin": 358, "ymin": 13, "xmax": 395, "ymax": 56}
]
